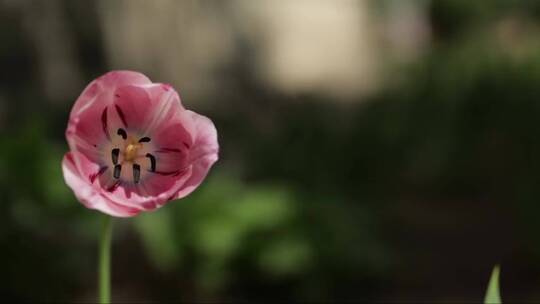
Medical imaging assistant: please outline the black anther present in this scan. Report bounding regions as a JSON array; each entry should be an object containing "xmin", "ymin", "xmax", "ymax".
[
  {"xmin": 117, "ymin": 128, "xmax": 127, "ymax": 139},
  {"xmin": 146, "ymin": 153, "xmax": 156, "ymax": 172},
  {"xmin": 111, "ymin": 148, "xmax": 120, "ymax": 165},
  {"xmin": 133, "ymin": 164, "xmax": 141, "ymax": 184},
  {"xmin": 113, "ymin": 164, "xmax": 122, "ymax": 179},
  {"xmin": 138, "ymin": 137, "xmax": 151, "ymax": 143}
]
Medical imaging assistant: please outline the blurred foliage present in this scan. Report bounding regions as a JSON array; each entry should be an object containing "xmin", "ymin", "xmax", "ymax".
[{"xmin": 133, "ymin": 173, "xmax": 386, "ymax": 300}]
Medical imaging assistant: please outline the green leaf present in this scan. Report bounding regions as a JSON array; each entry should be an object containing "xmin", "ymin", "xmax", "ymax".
[{"xmin": 484, "ymin": 265, "xmax": 501, "ymax": 304}]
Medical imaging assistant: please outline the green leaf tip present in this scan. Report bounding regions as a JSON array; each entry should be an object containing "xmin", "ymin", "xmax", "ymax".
[{"xmin": 484, "ymin": 265, "xmax": 501, "ymax": 304}]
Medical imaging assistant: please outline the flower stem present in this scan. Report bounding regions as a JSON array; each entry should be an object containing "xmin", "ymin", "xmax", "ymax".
[{"xmin": 99, "ymin": 216, "xmax": 113, "ymax": 304}]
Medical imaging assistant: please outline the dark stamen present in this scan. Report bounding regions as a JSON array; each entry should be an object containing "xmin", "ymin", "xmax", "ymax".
[
  {"xmin": 138, "ymin": 137, "xmax": 151, "ymax": 143},
  {"xmin": 133, "ymin": 164, "xmax": 141, "ymax": 184},
  {"xmin": 113, "ymin": 164, "xmax": 122, "ymax": 179},
  {"xmin": 111, "ymin": 148, "xmax": 120, "ymax": 165},
  {"xmin": 146, "ymin": 153, "xmax": 156, "ymax": 172},
  {"xmin": 117, "ymin": 128, "xmax": 127, "ymax": 140}
]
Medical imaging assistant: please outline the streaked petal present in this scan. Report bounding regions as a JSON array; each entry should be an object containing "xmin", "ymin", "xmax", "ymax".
[
  {"xmin": 62, "ymin": 152, "xmax": 140, "ymax": 217},
  {"xmin": 70, "ymin": 71, "xmax": 151, "ymax": 117},
  {"xmin": 173, "ymin": 111, "xmax": 219, "ymax": 199}
]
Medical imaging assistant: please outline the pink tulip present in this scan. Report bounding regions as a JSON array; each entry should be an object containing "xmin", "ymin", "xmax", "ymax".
[{"xmin": 62, "ymin": 71, "xmax": 219, "ymax": 217}]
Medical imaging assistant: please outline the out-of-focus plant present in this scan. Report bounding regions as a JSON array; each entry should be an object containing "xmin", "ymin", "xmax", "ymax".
[
  {"xmin": 484, "ymin": 265, "xmax": 502, "ymax": 304},
  {"xmin": 134, "ymin": 175, "xmax": 308, "ymax": 293},
  {"xmin": 134, "ymin": 171, "xmax": 388, "ymax": 300}
]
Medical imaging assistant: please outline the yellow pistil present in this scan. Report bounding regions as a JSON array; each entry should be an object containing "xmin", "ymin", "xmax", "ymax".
[{"xmin": 124, "ymin": 142, "xmax": 142, "ymax": 162}]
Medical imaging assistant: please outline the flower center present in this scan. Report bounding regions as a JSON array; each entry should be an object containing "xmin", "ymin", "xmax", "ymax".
[
  {"xmin": 110, "ymin": 128, "xmax": 156, "ymax": 184},
  {"xmin": 124, "ymin": 142, "xmax": 142, "ymax": 162}
]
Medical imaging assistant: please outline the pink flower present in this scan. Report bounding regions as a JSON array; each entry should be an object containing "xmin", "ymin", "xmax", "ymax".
[{"xmin": 62, "ymin": 71, "xmax": 219, "ymax": 217}]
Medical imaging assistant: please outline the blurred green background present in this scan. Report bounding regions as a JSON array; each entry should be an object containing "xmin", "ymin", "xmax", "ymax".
[{"xmin": 3, "ymin": 0, "xmax": 540, "ymax": 302}]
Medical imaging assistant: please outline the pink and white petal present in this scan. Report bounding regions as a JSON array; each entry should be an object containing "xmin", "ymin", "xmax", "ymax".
[
  {"xmin": 152, "ymin": 110, "xmax": 195, "ymax": 149},
  {"xmin": 151, "ymin": 127, "xmax": 193, "ymax": 175},
  {"xmin": 65, "ymin": 129, "xmax": 102, "ymax": 164},
  {"xmin": 140, "ymin": 167, "xmax": 193, "ymax": 204},
  {"xmin": 173, "ymin": 111, "xmax": 219, "ymax": 199},
  {"xmin": 186, "ymin": 110, "xmax": 219, "ymax": 163},
  {"xmin": 99, "ymin": 70, "xmax": 152, "ymax": 89},
  {"xmin": 70, "ymin": 80, "xmax": 102, "ymax": 117},
  {"xmin": 138, "ymin": 84, "xmax": 185, "ymax": 135},
  {"xmin": 143, "ymin": 82, "xmax": 185, "ymax": 111},
  {"xmin": 67, "ymin": 101, "xmax": 110, "ymax": 149},
  {"xmin": 112, "ymin": 85, "xmax": 153, "ymax": 130},
  {"xmin": 100, "ymin": 166, "xmax": 193, "ymax": 211},
  {"xmin": 152, "ymin": 149, "xmax": 188, "ymax": 174},
  {"xmin": 62, "ymin": 152, "xmax": 140, "ymax": 217},
  {"xmin": 173, "ymin": 153, "xmax": 218, "ymax": 200},
  {"xmin": 97, "ymin": 199, "xmax": 141, "ymax": 218},
  {"xmin": 71, "ymin": 71, "xmax": 151, "ymax": 117}
]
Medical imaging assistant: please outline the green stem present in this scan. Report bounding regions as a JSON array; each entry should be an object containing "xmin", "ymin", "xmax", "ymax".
[{"xmin": 99, "ymin": 216, "xmax": 113, "ymax": 304}]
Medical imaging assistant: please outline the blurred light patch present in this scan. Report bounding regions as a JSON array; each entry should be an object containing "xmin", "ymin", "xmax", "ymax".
[
  {"xmin": 98, "ymin": 0, "xmax": 235, "ymax": 103},
  {"xmin": 234, "ymin": 0, "xmax": 379, "ymax": 99}
]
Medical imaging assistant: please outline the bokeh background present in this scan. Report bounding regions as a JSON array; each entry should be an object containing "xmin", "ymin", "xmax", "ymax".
[{"xmin": 2, "ymin": 0, "xmax": 540, "ymax": 302}]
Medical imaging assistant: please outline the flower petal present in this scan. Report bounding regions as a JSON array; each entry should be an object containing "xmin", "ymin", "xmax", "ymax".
[
  {"xmin": 62, "ymin": 152, "xmax": 141, "ymax": 217},
  {"xmin": 150, "ymin": 110, "xmax": 195, "ymax": 174},
  {"xmin": 67, "ymin": 71, "xmax": 154, "ymax": 160},
  {"xmin": 70, "ymin": 71, "xmax": 151, "ymax": 117},
  {"xmin": 99, "ymin": 166, "xmax": 193, "ymax": 211},
  {"xmin": 112, "ymin": 85, "xmax": 153, "ymax": 130},
  {"xmin": 66, "ymin": 105, "xmax": 109, "ymax": 159},
  {"xmin": 172, "ymin": 111, "xmax": 219, "ymax": 199},
  {"xmin": 139, "ymin": 84, "xmax": 184, "ymax": 135}
]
